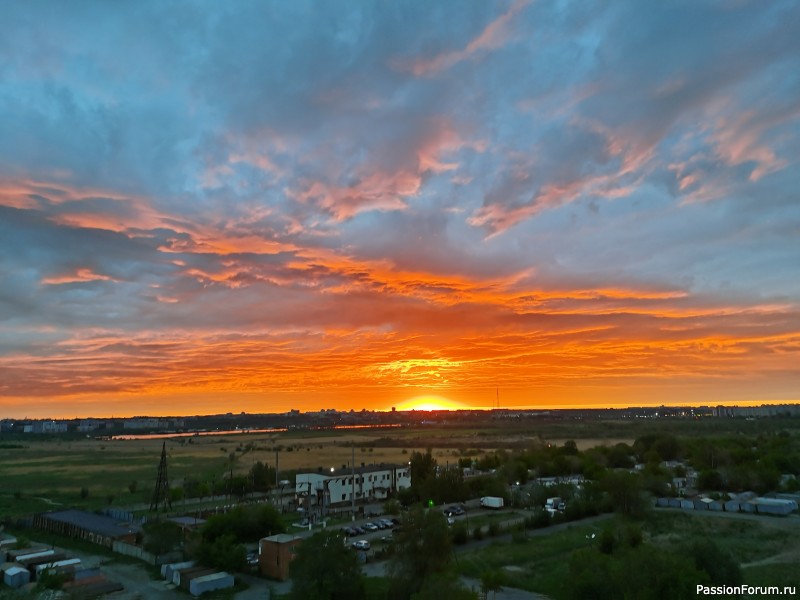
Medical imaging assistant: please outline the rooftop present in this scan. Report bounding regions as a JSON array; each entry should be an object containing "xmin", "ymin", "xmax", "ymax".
[
  {"xmin": 261, "ymin": 534, "xmax": 303, "ymax": 544},
  {"xmin": 298, "ymin": 464, "xmax": 407, "ymax": 477},
  {"xmin": 40, "ymin": 509, "xmax": 140, "ymax": 538}
]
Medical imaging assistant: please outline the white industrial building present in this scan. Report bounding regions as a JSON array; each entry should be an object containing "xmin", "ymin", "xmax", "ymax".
[{"xmin": 296, "ymin": 464, "xmax": 411, "ymax": 507}]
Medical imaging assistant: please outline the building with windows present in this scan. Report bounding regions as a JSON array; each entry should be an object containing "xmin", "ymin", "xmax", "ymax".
[
  {"xmin": 295, "ymin": 464, "xmax": 411, "ymax": 508},
  {"xmin": 258, "ymin": 534, "xmax": 303, "ymax": 581}
]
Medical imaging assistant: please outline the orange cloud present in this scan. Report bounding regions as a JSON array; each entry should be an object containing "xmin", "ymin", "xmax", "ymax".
[{"xmin": 394, "ymin": 0, "xmax": 531, "ymax": 77}]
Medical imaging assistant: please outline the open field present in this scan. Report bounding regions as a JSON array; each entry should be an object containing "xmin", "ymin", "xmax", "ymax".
[
  {"xmin": 1, "ymin": 428, "xmax": 496, "ymax": 518},
  {"xmin": 2, "ymin": 417, "xmax": 799, "ymax": 519}
]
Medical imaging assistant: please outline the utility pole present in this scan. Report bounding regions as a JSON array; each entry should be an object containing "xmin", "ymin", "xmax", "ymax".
[{"xmin": 351, "ymin": 442, "xmax": 355, "ymax": 521}]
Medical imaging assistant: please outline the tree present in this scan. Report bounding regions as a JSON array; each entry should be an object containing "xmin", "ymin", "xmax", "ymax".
[
  {"xmin": 480, "ymin": 568, "xmax": 505, "ymax": 600},
  {"xmin": 250, "ymin": 461, "xmax": 276, "ymax": 492},
  {"xmin": 568, "ymin": 544, "xmax": 708, "ymax": 600},
  {"xmin": 388, "ymin": 507, "xmax": 454, "ymax": 599},
  {"xmin": 201, "ymin": 504, "xmax": 285, "ymax": 544},
  {"xmin": 143, "ymin": 520, "xmax": 183, "ymax": 555},
  {"xmin": 697, "ymin": 469, "xmax": 724, "ymax": 491},
  {"xmin": 385, "ymin": 499, "xmax": 401, "ymax": 515},
  {"xmin": 601, "ymin": 471, "xmax": 647, "ymax": 518},
  {"xmin": 409, "ymin": 450, "xmax": 437, "ymax": 502},
  {"xmin": 194, "ymin": 533, "xmax": 246, "ymax": 572},
  {"xmin": 687, "ymin": 539, "xmax": 741, "ymax": 586},
  {"xmin": 289, "ymin": 530, "xmax": 366, "ymax": 600}
]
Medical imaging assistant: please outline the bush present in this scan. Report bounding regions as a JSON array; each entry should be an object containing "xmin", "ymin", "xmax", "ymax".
[
  {"xmin": 531, "ymin": 509, "xmax": 552, "ymax": 529},
  {"xmin": 598, "ymin": 527, "xmax": 616, "ymax": 554},
  {"xmin": 194, "ymin": 533, "xmax": 247, "ymax": 572},
  {"xmin": 473, "ymin": 527, "xmax": 484, "ymax": 541},
  {"xmin": 623, "ymin": 524, "xmax": 643, "ymax": 548},
  {"xmin": 143, "ymin": 520, "xmax": 183, "ymax": 555},
  {"xmin": 201, "ymin": 504, "xmax": 285, "ymax": 544},
  {"xmin": 487, "ymin": 521, "xmax": 500, "ymax": 537},
  {"xmin": 451, "ymin": 523, "xmax": 469, "ymax": 545},
  {"xmin": 511, "ymin": 530, "xmax": 527, "ymax": 544}
]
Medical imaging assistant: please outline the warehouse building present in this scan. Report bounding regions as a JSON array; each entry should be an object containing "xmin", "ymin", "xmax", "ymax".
[{"xmin": 33, "ymin": 509, "xmax": 140, "ymax": 548}]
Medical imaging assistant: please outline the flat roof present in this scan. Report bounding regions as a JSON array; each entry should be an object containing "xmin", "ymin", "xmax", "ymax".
[
  {"xmin": 754, "ymin": 497, "xmax": 796, "ymax": 506},
  {"xmin": 261, "ymin": 534, "xmax": 303, "ymax": 544},
  {"xmin": 40, "ymin": 509, "xmax": 140, "ymax": 538},
  {"xmin": 169, "ymin": 516, "xmax": 207, "ymax": 526},
  {"xmin": 298, "ymin": 464, "xmax": 407, "ymax": 477}
]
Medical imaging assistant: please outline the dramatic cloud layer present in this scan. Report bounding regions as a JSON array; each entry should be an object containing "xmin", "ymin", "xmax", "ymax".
[{"xmin": 1, "ymin": 1, "xmax": 799, "ymax": 417}]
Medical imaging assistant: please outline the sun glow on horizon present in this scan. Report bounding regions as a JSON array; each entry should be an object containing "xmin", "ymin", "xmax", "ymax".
[{"xmin": 394, "ymin": 395, "xmax": 465, "ymax": 411}]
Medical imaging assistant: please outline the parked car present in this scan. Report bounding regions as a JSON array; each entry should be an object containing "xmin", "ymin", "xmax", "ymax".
[
  {"xmin": 379, "ymin": 518, "xmax": 394, "ymax": 529},
  {"xmin": 352, "ymin": 540, "xmax": 370, "ymax": 551},
  {"xmin": 444, "ymin": 505, "xmax": 465, "ymax": 517},
  {"xmin": 363, "ymin": 522, "xmax": 379, "ymax": 532},
  {"xmin": 353, "ymin": 526, "xmax": 365, "ymax": 534}
]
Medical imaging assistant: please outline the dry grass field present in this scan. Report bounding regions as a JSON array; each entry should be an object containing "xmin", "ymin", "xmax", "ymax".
[{"xmin": 0, "ymin": 426, "xmax": 505, "ymax": 518}]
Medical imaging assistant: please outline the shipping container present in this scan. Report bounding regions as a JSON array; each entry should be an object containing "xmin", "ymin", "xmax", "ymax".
[
  {"xmin": 189, "ymin": 572, "xmax": 235, "ymax": 597},
  {"xmin": 4, "ymin": 566, "xmax": 31, "ymax": 588},
  {"xmin": 163, "ymin": 560, "xmax": 195, "ymax": 581}
]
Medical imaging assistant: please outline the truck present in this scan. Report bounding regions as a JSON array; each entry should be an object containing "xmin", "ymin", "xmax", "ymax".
[{"xmin": 480, "ymin": 496, "xmax": 504, "ymax": 509}]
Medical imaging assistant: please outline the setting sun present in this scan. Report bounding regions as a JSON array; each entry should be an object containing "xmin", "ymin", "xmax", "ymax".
[{"xmin": 394, "ymin": 395, "xmax": 465, "ymax": 411}]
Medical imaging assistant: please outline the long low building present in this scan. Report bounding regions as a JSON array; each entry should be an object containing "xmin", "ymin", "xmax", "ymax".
[
  {"xmin": 296, "ymin": 464, "xmax": 411, "ymax": 507},
  {"xmin": 33, "ymin": 509, "xmax": 140, "ymax": 548}
]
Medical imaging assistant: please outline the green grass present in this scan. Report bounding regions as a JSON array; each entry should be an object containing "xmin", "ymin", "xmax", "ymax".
[
  {"xmin": 455, "ymin": 511, "xmax": 800, "ymax": 599},
  {"xmin": 743, "ymin": 563, "xmax": 800, "ymax": 589},
  {"xmin": 463, "ymin": 511, "xmax": 521, "ymax": 532},
  {"xmin": 364, "ymin": 576, "xmax": 392, "ymax": 599},
  {"xmin": 457, "ymin": 519, "xmax": 602, "ymax": 598}
]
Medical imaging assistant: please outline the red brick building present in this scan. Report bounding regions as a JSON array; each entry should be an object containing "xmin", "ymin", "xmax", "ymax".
[{"xmin": 258, "ymin": 534, "xmax": 303, "ymax": 581}]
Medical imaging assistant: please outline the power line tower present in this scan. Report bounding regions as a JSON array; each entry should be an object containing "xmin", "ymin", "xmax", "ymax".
[{"xmin": 150, "ymin": 441, "xmax": 172, "ymax": 512}]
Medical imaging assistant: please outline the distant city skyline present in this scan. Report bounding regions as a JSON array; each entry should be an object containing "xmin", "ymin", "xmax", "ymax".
[{"xmin": 1, "ymin": 2, "xmax": 799, "ymax": 419}]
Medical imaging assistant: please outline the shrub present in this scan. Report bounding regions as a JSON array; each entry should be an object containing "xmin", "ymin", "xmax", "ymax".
[
  {"xmin": 531, "ymin": 509, "xmax": 552, "ymax": 529},
  {"xmin": 451, "ymin": 523, "xmax": 469, "ymax": 545},
  {"xmin": 598, "ymin": 527, "xmax": 616, "ymax": 555}
]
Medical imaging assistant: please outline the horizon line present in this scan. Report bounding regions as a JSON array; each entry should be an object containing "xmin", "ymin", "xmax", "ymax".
[{"xmin": 3, "ymin": 400, "xmax": 800, "ymax": 422}]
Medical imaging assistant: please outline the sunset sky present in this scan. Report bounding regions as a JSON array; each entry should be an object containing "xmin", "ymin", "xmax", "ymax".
[{"xmin": 1, "ymin": 1, "xmax": 799, "ymax": 418}]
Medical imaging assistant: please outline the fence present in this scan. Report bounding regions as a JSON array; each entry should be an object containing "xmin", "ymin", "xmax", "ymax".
[{"xmin": 112, "ymin": 541, "xmax": 181, "ymax": 566}]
